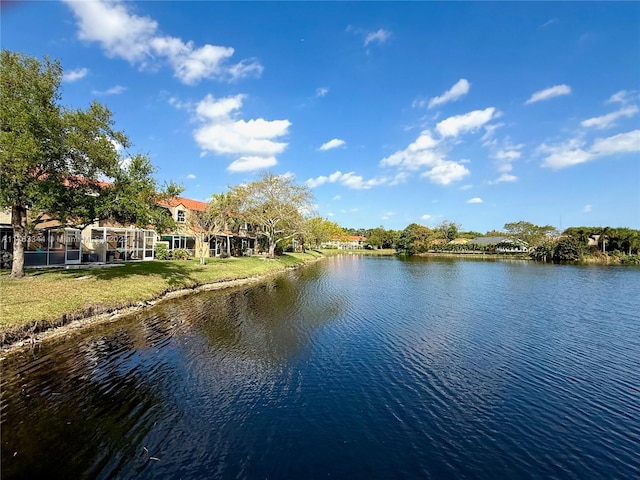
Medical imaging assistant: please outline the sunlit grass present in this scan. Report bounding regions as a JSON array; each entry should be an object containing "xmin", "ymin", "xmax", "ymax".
[{"xmin": 0, "ymin": 252, "xmax": 321, "ymax": 332}]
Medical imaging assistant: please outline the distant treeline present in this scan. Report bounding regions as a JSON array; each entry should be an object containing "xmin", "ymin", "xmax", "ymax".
[{"xmin": 337, "ymin": 221, "xmax": 640, "ymax": 264}]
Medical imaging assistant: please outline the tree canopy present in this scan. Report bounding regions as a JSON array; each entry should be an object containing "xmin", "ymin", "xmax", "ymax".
[
  {"xmin": 231, "ymin": 172, "xmax": 315, "ymax": 258},
  {"xmin": 0, "ymin": 50, "xmax": 180, "ymax": 277},
  {"xmin": 304, "ymin": 217, "xmax": 345, "ymax": 249},
  {"xmin": 398, "ymin": 223, "xmax": 433, "ymax": 255},
  {"xmin": 503, "ymin": 221, "xmax": 557, "ymax": 247}
]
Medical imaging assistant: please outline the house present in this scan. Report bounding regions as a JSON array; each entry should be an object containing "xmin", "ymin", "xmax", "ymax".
[
  {"xmin": 157, "ymin": 197, "xmax": 258, "ymax": 258},
  {"xmin": 1, "ymin": 192, "xmax": 261, "ymax": 269},
  {"xmin": 322, "ymin": 235, "xmax": 368, "ymax": 250},
  {"xmin": 156, "ymin": 197, "xmax": 208, "ymax": 257},
  {"xmin": 0, "ymin": 206, "xmax": 158, "ymax": 267},
  {"xmin": 468, "ymin": 236, "xmax": 529, "ymax": 253}
]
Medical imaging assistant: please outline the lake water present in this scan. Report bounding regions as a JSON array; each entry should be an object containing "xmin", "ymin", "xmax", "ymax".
[{"xmin": 2, "ymin": 256, "xmax": 639, "ymax": 479}]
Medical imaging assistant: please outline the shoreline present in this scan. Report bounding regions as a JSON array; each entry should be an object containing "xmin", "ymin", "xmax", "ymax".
[{"xmin": 0, "ymin": 257, "xmax": 320, "ymax": 357}]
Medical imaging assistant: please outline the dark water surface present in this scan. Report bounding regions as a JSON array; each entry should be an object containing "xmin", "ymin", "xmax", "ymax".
[{"xmin": 2, "ymin": 256, "xmax": 639, "ymax": 479}]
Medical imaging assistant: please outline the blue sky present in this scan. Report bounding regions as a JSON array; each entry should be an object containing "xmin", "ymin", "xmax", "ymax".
[{"xmin": 3, "ymin": 1, "xmax": 639, "ymax": 232}]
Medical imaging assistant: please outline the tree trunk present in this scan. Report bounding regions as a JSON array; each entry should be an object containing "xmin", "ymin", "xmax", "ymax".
[
  {"xmin": 10, "ymin": 205, "xmax": 27, "ymax": 278},
  {"xmin": 199, "ymin": 234, "xmax": 206, "ymax": 265},
  {"xmin": 268, "ymin": 242, "xmax": 276, "ymax": 258}
]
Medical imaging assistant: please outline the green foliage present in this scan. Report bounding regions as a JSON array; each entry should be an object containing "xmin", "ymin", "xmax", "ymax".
[
  {"xmin": 305, "ymin": 217, "xmax": 345, "ymax": 248},
  {"xmin": 100, "ymin": 154, "xmax": 181, "ymax": 233},
  {"xmin": 562, "ymin": 226, "xmax": 640, "ymax": 255},
  {"xmin": 553, "ymin": 237, "xmax": 585, "ymax": 262},
  {"xmin": 620, "ymin": 254, "xmax": 640, "ymax": 265},
  {"xmin": 154, "ymin": 243, "xmax": 169, "ymax": 260},
  {"xmin": 458, "ymin": 231, "xmax": 483, "ymax": 240},
  {"xmin": 171, "ymin": 248, "xmax": 192, "ymax": 260},
  {"xmin": 0, "ymin": 50, "xmax": 181, "ymax": 277},
  {"xmin": 503, "ymin": 221, "xmax": 557, "ymax": 247},
  {"xmin": 435, "ymin": 220, "xmax": 460, "ymax": 242},
  {"xmin": 398, "ymin": 223, "xmax": 433, "ymax": 255},
  {"xmin": 530, "ymin": 242, "xmax": 555, "ymax": 262},
  {"xmin": 366, "ymin": 226, "xmax": 400, "ymax": 249},
  {"xmin": 0, "ymin": 51, "xmax": 131, "ymax": 218},
  {"xmin": 232, "ymin": 172, "xmax": 315, "ymax": 258}
]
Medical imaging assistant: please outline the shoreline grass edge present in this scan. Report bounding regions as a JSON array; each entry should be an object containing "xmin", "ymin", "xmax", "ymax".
[{"xmin": 0, "ymin": 252, "xmax": 324, "ymax": 355}]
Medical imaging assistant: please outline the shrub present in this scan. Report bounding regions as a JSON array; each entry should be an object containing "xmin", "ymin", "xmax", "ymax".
[
  {"xmin": 154, "ymin": 243, "xmax": 169, "ymax": 260},
  {"xmin": 553, "ymin": 237, "xmax": 585, "ymax": 262},
  {"xmin": 172, "ymin": 248, "xmax": 192, "ymax": 260},
  {"xmin": 620, "ymin": 254, "xmax": 640, "ymax": 265},
  {"xmin": 530, "ymin": 243, "xmax": 555, "ymax": 262}
]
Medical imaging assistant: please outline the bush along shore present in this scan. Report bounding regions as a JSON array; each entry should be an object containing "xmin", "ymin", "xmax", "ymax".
[{"xmin": 0, "ymin": 252, "xmax": 323, "ymax": 352}]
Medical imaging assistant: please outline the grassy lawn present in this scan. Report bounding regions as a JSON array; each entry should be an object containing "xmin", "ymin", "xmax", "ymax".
[{"xmin": 0, "ymin": 252, "xmax": 321, "ymax": 335}]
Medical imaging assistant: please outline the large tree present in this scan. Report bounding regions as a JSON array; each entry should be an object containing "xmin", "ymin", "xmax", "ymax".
[
  {"xmin": 231, "ymin": 173, "xmax": 314, "ymax": 258},
  {"xmin": 0, "ymin": 50, "xmax": 178, "ymax": 277},
  {"xmin": 398, "ymin": 223, "xmax": 433, "ymax": 255},
  {"xmin": 435, "ymin": 220, "xmax": 461, "ymax": 242},
  {"xmin": 503, "ymin": 221, "xmax": 557, "ymax": 248},
  {"xmin": 189, "ymin": 192, "xmax": 239, "ymax": 264},
  {"xmin": 304, "ymin": 217, "xmax": 345, "ymax": 249}
]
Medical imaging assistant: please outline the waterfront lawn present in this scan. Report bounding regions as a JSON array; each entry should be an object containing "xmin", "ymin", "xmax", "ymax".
[{"xmin": 0, "ymin": 252, "xmax": 321, "ymax": 333}]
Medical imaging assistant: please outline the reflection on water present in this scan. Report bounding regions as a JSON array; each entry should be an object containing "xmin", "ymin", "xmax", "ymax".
[{"xmin": 2, "ymin": 256, "xmax": 639, "ymax": 479}]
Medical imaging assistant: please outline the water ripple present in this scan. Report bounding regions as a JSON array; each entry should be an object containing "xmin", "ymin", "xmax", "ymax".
[{"xmin": 2, "ymin": 257, "xmax": 639, "ymax": 479}]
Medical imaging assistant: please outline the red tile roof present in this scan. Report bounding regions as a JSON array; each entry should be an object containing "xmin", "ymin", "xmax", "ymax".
[{"xmin": 158, "ymin": 196, "xmax": 209, "ymax": 212}]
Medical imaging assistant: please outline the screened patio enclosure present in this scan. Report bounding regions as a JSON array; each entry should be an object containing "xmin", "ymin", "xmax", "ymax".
[
  {"xmin": 89, "ymin": 227, "xmax": 156, "ymax": 262},
  {"xmin": 160, "ymin": 235, "xmax": 196, "ymax": 257},
  {"xmin": 0, "ymin": 227, "xmax": 82, "ymax": 267},
  {"xmin": 28, "ymin": 228, "xmax": 81, "ymax": 267}
]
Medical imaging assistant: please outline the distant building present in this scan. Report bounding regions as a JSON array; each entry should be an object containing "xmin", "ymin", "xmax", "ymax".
[
  {"xmin": 322, "ymin": 235, "xmax": 367, "ymax": 250},
  {"xmin": 468, "ymin": 236, "xmax": 529, "ymax": 253}
]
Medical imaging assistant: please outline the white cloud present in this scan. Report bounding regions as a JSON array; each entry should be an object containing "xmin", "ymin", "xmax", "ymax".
[
  {"xmin": 540, "ymin": 18, "xmax": 559, "ymax": 28},
  {"xmin": 490, "ymin": 173, "xmax": 518, "ymax": 184},
  {"xmin": 364, "ymin": 29, "xmax": 391, "ymax": 46},
  {"xmin": 421, "ymin": 214, "xmax": 432, "ymax": 220},
  {"xmin": 306, "ymin": 171, "xmax": 387, "ymax": 190},
  {"xmin": 583, "ymin": 204, "xmax": 593, "ymax": 213},
  {"xmin": 607, "ymin": 90, "xmax": 639, "ymax": 105},
  {"xmin": 428, "ymin": 79, "xmax": 471, "ymax": 109},
  {"xmin": 491, "ymin": 143, "xmax": 524, "ymax": 173},
  {"xmin": 316, "ymin": 87, "xmax": 329, "ymax": 97},
  {"xmin": 580, "ymin": 105, "xmax": 638, "ymax": 130},
  {"xmin": 481, "ymin": 122, "xmax": 505, "ymax": 144},
  {"xmin": 540, "ymin": 129, "xmax": 640, "ymax": 169},
  {"xmin": 63, "ymin": 0, "xmax": 262, "ymax": 85},
  {"xmin": 590, "ymin": 130, "xmax": 640, "ymax": 156},
  {"xmin": 494, "ymin": 149, "xmax": 522, "ymax": 161},
  {"xmin": 380, "ymin": 115, "xmax": 489, "ymax": 186},
  {"xmin": 175, "ymin": 94, "xmax": 290, "ymax": 172},
  {"xmin": 380, "ymin": 131, "xmax": 443, "ymax": 170},
  {"xmin": 467, "ymin": 197, "xmax": 483, "ymax": 204},
  {"xmin": 421, "ymin": 161, "xmax": 470, "ymax": 185},
  {"xmin": 332, "ymin": 195, "xmax": 341, "ymax": 200},
  {"xmin": 186, "ymin": 173, "xmax": 196, "ymax": 180},
  {"xmin": 436, "ymin": 108, "xmax": 497, "ymax": 137},
  {"xmin": 319, "ymin": 138, "xmax": 346, "ymax": 151},
  {"xmin": 92, "ymin": 85, "xmax": 126, "ymax": 95},
  {"xmin": 525, "ymin": 84, "xmax": 571, "ymax": 104},
  {"xmin": 62, "ymin": 67, "xmax": 88, "ymax": 82},
  {"xmin": 227, "ymin": 156, "xmax": 278, "ymax": 173}
]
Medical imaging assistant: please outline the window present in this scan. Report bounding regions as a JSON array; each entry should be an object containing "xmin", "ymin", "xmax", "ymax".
[{"xmin": 177, "ymin": 210, "xmax": 186, "ymax": 223}]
